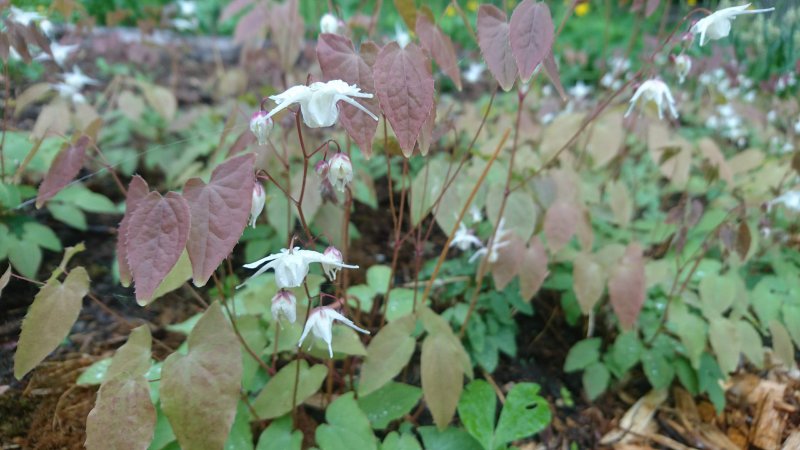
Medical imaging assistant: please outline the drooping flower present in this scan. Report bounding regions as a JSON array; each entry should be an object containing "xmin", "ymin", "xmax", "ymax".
[
  {"xmin": 250, "ymin": 182, "xmax": 266, "ymax": 228},
  {"xmin": 327, "ymin": 153, "xmax": 353, "ymax": 192},
  {"xmin": 450, "ymin": 222, "xmax": 483, "ymax": 252},
  {"xmin": 674, "ymin": 54, "xmax": 692, "ymax": 84},
  {"xmin": 469, "ymin": 217, "xmax": 512, "ymax": 264},
  {"xmin": 242, "ymin": 247, "xmax": 359, "ymax": 289},
  {"xmin": 62, "ymin": 66, "xmax": 99, "ymax": 90},
  {"xmin": 320, "ymin": 13, "xmax": 342, "ymax": 34},
  {"xmin": 624, "ymin": 79, "xmax": 678, "ymax": 120},
  {"xmin": 264, "ymin": 80, "xmax": 378, "ymax": 128},
  {"xmin": 34, "ymin": 43, "xmax": 79, "ymax": 67},
  {"xmin": 271, "ymin": 289, "xmax": 297, "ymax": 324},
  {"xmin": 463, "ymin": 62, "xmax": 485, "ymax": 84},
  {"xmin": 7, "ymin": 6, "xmax": 44, "ymax": 26},
  {"xmin": 321, "ymin": 246, "xmax": 345, "ymax": 280},
  {"xmin": 298, "ymin": 306, "xmax": 369, "ymax": 358},
  {"xmin": 250, "ymin": 110, "xmax": 274, "ymax": 145},
  {"xmin": 691, "ymin": 3, "xmax": 774, "ymax": 46}
]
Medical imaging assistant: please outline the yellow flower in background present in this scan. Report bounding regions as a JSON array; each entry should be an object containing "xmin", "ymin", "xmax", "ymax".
[
  {"xmin": 445, "ymin": 5, "xmax": 456, "ymax": 16},
  {"xmin": 575, "ymin": 2, "xmax": 590, "ymax": 16},
  {"xmin": 467, "ymin": 0, "xmax": 479, "ymax": 12},
  {"xmin": 687, "ymin": 0, "xmax": 697, "ymax": 6}
]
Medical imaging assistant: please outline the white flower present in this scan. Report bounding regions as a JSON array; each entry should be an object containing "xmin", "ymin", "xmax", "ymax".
[
  {"xmin": 298, "ymin": 306, "xmax": 369, "ymax": 358},
  {"xmin": 464, "ymin": 62, "xmax": 485, "ymax": 84},
  {"xmin": 327, "ymin": 153, "xmax": 353, "ymax": 192},
  {"xmin": 450, "ymin": 222, "xmax": 483, "ymax": 252},
  {"xmin": 271, "ymin": 289, "xmax": 297, "ymax": 324},
  {"xmin": 691, "ymin": 4, "xmax": 774, "ymax": 46},
  {"xmin": 62, "ymin": 66, "xmax": 98, "ymax": 90},
  {"xmin": 242, "ymin": 247, "xmax": 358, "ymax": 289},
  {"xmin": 568, "ymin": 81, "xmax": 591, "ymax": 100},
  {"xmin": 674, "ymin": 54, "xmax": 691, "ymax": 84},
  {"xmin": 8, "ymin": 7, "xmax": 44, "ymax": 26},
  {"xmin": 469, "ymin": 205, "xmax": 483, "ymax": 223},
  {"xmin": 625, "ymin": 79, "xmax": 678, "ymax": 120},
  {"xmin": 35, "ymin": 43, "xmax": 79, "ymax": 67},
  {"xmin": 320, "ymin": 13, "xmax": 341, "ymax": 34},
  {"xmin": 469, "ymin": 217, "xmax": 511, "ymax": 264},
  {"xmin": 250, "ymin": 182, "xmax": 266, "ymax": 228},
  {"xmin": 250, "ymin": 110, "xmax": 274, "ymax": 145},
  {"xmin": 39, "ymin": 19, "xmax": 54, "ymax": 38},
  {"xmin": 794, "ymin": 118, "xmax": 800, "ymax": 134},
  {"xmin": 767, "ymin": 191, "xmax": 800, "ymax": 213},
  {"xmin": 51, "ymin": 82, "xmax": 86, "ymax": 104},
  {"xmin": 177, "ymin": 0, "xmax": 197, "ymax": 16},
  {"xmin": 320, "ymin": 246, "xmax": 345, "ymax": 280},
  {"xmin": 264, "ymin": 80, "xmax": 378, "ymax": 128},
  {"xmin": 172, "ymin": 17, "xmax": 198, "ymax": 30},
  {"xmin": 395, "ymin": 23, "xmax": 410, "ymax": 48}
]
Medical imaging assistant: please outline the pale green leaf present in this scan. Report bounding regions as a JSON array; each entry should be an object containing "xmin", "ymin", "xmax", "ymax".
[
  {"xmin": 316, "ymin": 393, "xmax": 378, "ymax": 450},
  {"xmin": 456, "ymin": 380, "xmax": 496, "ymax": 450},
  {"xmin": 582, "ymin": 362, "xmax": 610, "ymax": 400},
  {"xmin": 358, "ymin": 314, "xmax": 416, "ymax": 396},
  {"xmin": 107, "ymin": 325, "xmax": 152, "ymax": 381},
  {"xmin": 252, "ymin": 360, "xmax": 328, "ymax": 419},
  {"xmin": 422, "ymin": 332, "xmax": 464, "ymax": 430},
  {"xmin": 417, "ymin": 426, "xmax": 483, "ymax": 450},
  {"xmin": 255, "ymin": 415, "xmax": 301, "ymax": 450},
  {"xmin": 563, "ymin": 338, "xmax": 601, "ymax": 372},
  {"xmin": 493, "ymin": 383, "xmax": 551, "ymax": 447},
  {"xmin": 358, "ymin": 382, "xmax": 422, "ymax": 430},
  {"xmin": 382, "ymin": 432, "xmax": 422, "ymax": 450},
  {"xmin": 708, "ymin": 317, "xmax": 740, "ymax": 375}
]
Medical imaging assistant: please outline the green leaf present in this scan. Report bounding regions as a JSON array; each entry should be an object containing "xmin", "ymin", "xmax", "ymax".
[
  {"xmin": 367, "ymin": 264, "xmax": 392, "ymax": 294},
  {"xmin": 668, "ymin": 300, "xmax": 707, "ymax": 368},
  {"xmin": 14, "ymin": 267, "xmax": 89, "ymax": 379},
  {"xmin": 148, "ymin": 405, "xmax": 176, "ymax": 450},
  {"xmin": 23, "ymin": 222, "xmax": 61, "ymax": 251},
  {"xmin": 49, "ymin": 203, "xmax": 88, "ymax": 230},
  {"xmin": 698, "ymin": 353, "xmax": 725, "ymax": 412},
  {"xmin": 641, "ymin": 349, "xmax": 674, "ymax": 390},
  {"xmin": 316, "ymin": 393, "xmax": 378, "ymax": 450},
  {"xmin": 358, "ymin": 314, "xmax": 416, "ymax": 396},
  {"xmin": 161, "ymin": 302, "xmax": 243, "ymax": 450},
  {"xmin": 699, "ymin": 272, "xmax": 737, "ymax": 319},
  {"xmin": 77, "ymin": 358, "xmax": 112, "ymax": 386},
  {"xmin": 422, "ymin": 332, "xmax": 465, "ymax": 430},
  {"xmin": 457, "ymin": 380, "xmax": 496, "ymax": 450},
  {"xmin": 252, "ymin": 360, "xmax": 328, "ymax": 419},
  {"xmin": 674, "ymin": 357, "xmax": 698, "ymax": 395},
  {"xmin": 54, "ymin": 184, "xmax": 118, "ymax": 213},
  {"xmin": 494, "ymin": 383, "xmax": 551, "ymax": 447},
  {"xmin": 782, "ymin": 303, "xmax": 800, "ymax": 347},
  {"xmin": 563, "ymin": 338, "xmax": 601, "ymax": 372},
  {"xmin": 381, "ymin": 432, "xmax": 422, "ymax": 450},
  {"xmin": 357, "ymin": 382, "xmax": 422, "ymax": 430},
  {"xmin": 224, "ymin": 402, "xmax": 254, "ymax": 450},
  {"xmin": 255, "ymin": 415, "xmax": 301, "ymax": 450},
  {"xmin": 708, "ymin": 317, "xmax": 740, "ymax": 375},
  {"xmin": 107, "ymin": 325, "xmax": 152, "ymax": 381},
  {"xmin": 8, "ymin": 236, "xmax": 42, "ymax": 279},
  {"xmin": 385, "ymin": 288, "xmax": 421, "ymax": 322},
  {"xmin": 417, "ymin": 426, "xmax": 483, "ymax": 450},
  {"xmin": 582, "ymin": 362, "xmax": 610, "ymax": 400},
  {"xmin": 736, "ymin": 320, "xmax": 764, "ymax": 368},
  {"xmin": 607, "ymin": 331, "xmax": 641, "ymax": 375}
]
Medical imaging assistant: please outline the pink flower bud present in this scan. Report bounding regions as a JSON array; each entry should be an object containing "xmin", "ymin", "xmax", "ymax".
[
  {"xmin": 271, "ymin": 289, "xmax": 297, "ymax": 324},
  {"xmin": 327, "ymin": 153, "xmax": 353, "ymax": 193},
  {"xmin": 250, "ymin": 111, "xmax": 273, "ymax": 146}
]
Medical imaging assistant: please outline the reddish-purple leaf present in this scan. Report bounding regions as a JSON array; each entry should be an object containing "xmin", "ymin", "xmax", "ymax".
[
  {"xmin": 183, "ymin": 154, "xmax": 255, "ymax": 287},
  {"xmin": 36, "ymin": 136, "xmax": 89, "ymax": 208},
  {"xmin": 492, "ymin": 234, "xmax": 525, "ymax": 290},
  {"xmin": 476, "ymin": 5, "xmax": 518, "ymax": 91},
  {"xmin": 509, "ymin": 0, "xmax": 554, "ymax": 81},
  {"xmin": 317, "ymin": 34, "xmax": 381, "ymax": 157},
  {"xmin": 418, "ymin": 99, "xmax": 436, "ymax": 156},
  {"xmin": 519, "ymin": 237, "xmax": 548, "ymax": 301},
  {"xmin": 233, "ymin": 3, "xmax": 268, "ymax": 46},
  {"xmin": 270, "ymin": 0, "xmax": 304, "ymax": 71},
  {"xmin": 573, "ymin": 255, "xmax": 604, "ymax": 314},
  {"xmin": 374, "ymin": 42, "xmax": 434, "ymax": 156},
  {"xmin": 543, "ymin": 53, "xmax": 567, "ymax": 101},
  {"xmin": 645, "ymin": 0, "xmax": 660, "ymax": 17},
  {"xmin": 126, "ymin": 191, "xmax": 190, "ymax": 303},
  {"xmin": 543, "ymin": 200, "xmax": 579, "ymax": 253},
  {"xmin": 608, "ymin": 243, "xmax": 646, "ymax": 330},
  {"xmin": 416, "ymin": 14, "xmax": 462, "ymax": 91},
  {"xmin": 117, "ymin": 176, "xmax": 150, "ymax": 287}
]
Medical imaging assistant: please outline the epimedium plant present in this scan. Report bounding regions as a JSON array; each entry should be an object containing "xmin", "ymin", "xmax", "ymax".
[{"xmin": 4, "ymin": 0, "xmax": 799, "ymax": 449}]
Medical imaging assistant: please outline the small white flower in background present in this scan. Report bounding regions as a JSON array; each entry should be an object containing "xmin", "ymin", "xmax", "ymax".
[
  {"xmin": 767, "ymin": 191, "xmax": 800, "ymax": 213},
  {"xmin": 625, "ymin": 79, "xmax": 678, "ymax": 120},
  {"xmin": 321, "ymin": 246, "xmax": 346, "ymax": 281},
  {"xmin": 794, "ymin": 118, "xmax": 800, "ymax": 134},
  {"xmin": 172, "ymin": 17, "xmax": 199, "ymax": 31},
  {"xmin": 250, "ymin": 110, "xmax": 274, "ymax": 145},
  {"xmin": 264, "ymin": 80, "xmax": 378, "ymax": 128},
  {"xmin": 298, "ymin": 306, "xmax": 369, "ymax": 358},
  {"xmin": 450, "ymin": 222, "xmax": 483, "ymax": 252},
  {"xmin": 177, "ymin": 0, "xmax": 197, "ymax": 16},
  {"xmin": 7, "ymin": 6, "xmax": 44, "ymax": 26},
  {"xmin": 464, "ymin": 62, "xmax": 485, "ymax": 84},
  {"xmin": 271, "ymin": 289, "xmax": 297, "ymax": 324},
  {"xmin": 250, "ymin": 182, "xmax": 266, "ymax": 228},
  {"xmin": 691, "ymin": 3, "xmax": 775, "ymax": 46},
  {"xmin": 469, "ymin": 217, "xmax": 512, "ymax": 264},
  {"xmin": 242, "ymin": 247, "xmax": 358, "ymax": 289},
  {"xmin": 52, "ymin": 82, "xmax": 86, "ymax": 104},
  {"xmin": 568, "ymin": 81, "xmax": 592, "ymax": 100},
  {"xmin": 469, "ymin": 205, "xmax": 483, "ymax": 223},
  {"xmin": 327, "ymin": 153, "xmax": 353, "ymax": 192},
  {"xmin": 674, "ymin": 54, "xmax": 691, "ymax": 84},
  {"xmin": 39, "ymin": 19, "xmax": 54, "ymax": 37},
  {"xmin": 62, "ymin": 66, "xmax": 98, "ymax": 90},
  {"xmin": 395, "ymin": 23, "xmax": 411, "ymax": 48},
  {"xmin": 35, "ymin": 43, "xmax": 79, "ymax": 67},
  {"xmin": 320, "ymin": 13, "xmax": 342, "ymax": 34}
]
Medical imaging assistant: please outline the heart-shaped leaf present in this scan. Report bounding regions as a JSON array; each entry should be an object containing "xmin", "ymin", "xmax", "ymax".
[
  {"xmin": 519, "ymin": 237, "xmax": 548, "ymax": 301},
  {"xmin": 36, "ymin": 135, "xmax": 90, "ymax": 208},
  {"xmin": 509, "ymin": 0, "xmax": 554, "ymax": 81},
  {"xmin": 416, "ymin": 14, "xmax": 462, "ymax": 90},
  {"xmin": 252, "ymin": 360, "xmax": 328, "ymax": 419},
  {"xmin": 477, "ymin": 5, "xmax": 518, "ymax": 91},
  {"xmin": 422, "ymin": 332, "xmax": 464, "ymax": 430},
  {"xmin": 316, "ymin": 393, "xmax": 378, "ymax": 450},
  {"xmin": 494, "ymin": 383, "xmax": 551, "ymax": 446},
  {"xmin": 117, "ymin": 176, "xmax": 150, "ymax": 287},
  {"xmin": 358, "ymin": 314, "xmax": 416, "ymax": 396},
  {"xmin": 608, "ymin": 243, "xmax": 646, "ymax": 330}
]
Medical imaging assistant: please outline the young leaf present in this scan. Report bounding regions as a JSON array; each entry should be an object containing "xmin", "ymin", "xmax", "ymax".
[
  {"xmin": 85, "ymin": 378, "xmax": 156, "ymax": 450},
  {"xmin": 358, "ymin": 314, "xmax": 416, "ymax": 396},
  {"xmin": 106, "ymin": 325, "xmax": 152, "ymax": 381},
  {"xmin": 519, "ymin": 237, "xmax": 548, "ymax": 301},
  {"xmin": 416, "ymin": 14, "xmax": 462, "ymax": 90},
  {"xmin": 270, "ymin": 0, "xmax": 304, "ymax": 71},
  {"xmin": 316, "ymin": 34, "xmax": 381, "ymax": 157},
  {"xmin": 115, "ymin": 178, "xmax": 150, "ymax": 285},
  {"xmin": 14, "ymin": 267, "xmax": 89, "ymax": 379},
  {"xmin": 508, "ymin": 0, "xmax": 554, "ymax": 81},
  {"xmin": 35, "ymin": 136, "xmax": 89, "ymax": 208},
  {"xmin": 708, "ymin": 317, "xmax": 740, "ymax": 374},
  {"xmin": 126, "ymin": 191, "xmax": 190, "ymax": 303},
  {"xmin": 382, "ymin": 432, "xmax": 422, "ymax": 450},
  {"xmin": 161, "ymin": 302, "xmax": 242, "ymax": 450},
  {"xmin": 183, "ymin": 153, "xmax": 255, "ymax": 287},
  {"xmin": 494, "ymin": 383, "xmax": 551, "ymax": 446},
  {"xmin": 608, "ymin": 243, "xmax": 646, "ymax": 330},
  {"xmin": 491, "ymin": 234, "xmax": 525, "ymax": 291},
  {"xmin": 358, "ymin": 382, "xmax": 422, "ymax": 430},
  {"xmin": 563, "ymin": 338, "xmax": 601, "ymax": 372},
  {"xmin": 582, "ymin": 362, "xmax": 610, "ymax": 400},
  {"xmin": 573, "ymin": 255, "xmax": 605, "ymax": 314},
  {"xmin": 252, "ymin": 360, "xmax": 328, "ymax": 419},
  {"xmin": 373, "ymin": 42, "xmax": 435, "ymax": 155},
  {"xmin": 256, "ymin": 415, "xmax": 302, "ymax": 450},
  {"xmin": 422, "ymin": 332, "xmax": 464, "ymax": 430},
  {"xmin": 476, "ymin": 5, "xmax": 518, "ymax": 91},
  {"xmin": 457, "ymin": 380, "xmax": 497, "ymax": 450},
  {"xmin": 316, "ymin": 393, "xmax": 378, "ymax": 450}
]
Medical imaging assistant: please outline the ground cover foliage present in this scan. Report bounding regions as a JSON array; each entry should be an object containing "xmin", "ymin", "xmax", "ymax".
[{"xmin": 1, "ymin": 0, "xmax": 800, "ymax": 448}]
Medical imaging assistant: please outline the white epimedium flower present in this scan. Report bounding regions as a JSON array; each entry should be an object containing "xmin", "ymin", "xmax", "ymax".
[
  {"xmin": 450, "ymin": 222, "xmax": 483, "ymax": 252},
  {"xmin": 395, "ymin": 22, "xmax": 411, "ymax": 48},
  {"xmin": 625, "ymin": 79, "xmax": 678, "ymax": 120},
  {"xmin": 298, "ymin": 306, "xmax": 369, "ymax": 358},
  {"xmin": 469, "ymin": 217, "xmax": 512, "ymax": 264},
  {"xmin": 321, "ymin": 246, "xmax": 345, "ymax": 281},
  {"xmin": 568, "ymin": 81, "xmax": 592, "ymax": 100},
  {"xmin": 767, "ymin": 191, "xmax": 800, "ymax": 213},
  {"xmin": 177, "ymin": 0, "xmax": 197, "ymax": 16},
  {"xmin": 691, "ymin": 3, "xmax": 775, "ymax": 46},
  {"xmin": 264, "ymin": 80, "xmax": 378, "ymax": 128},
  {"xmin": 35, "ymin": 43, "xmax": 79, "ymax": 67},
  {"xmin": 250, "ymin": 110, "xmax": 274, "ymax": 146},
  {"xmin": 674, "ymin": 54, "xmax": 691, "ymax": 84},
  {"xmin": 320, "ymin": 13, "xmax": 342, "ymax": 34},
  {"xmin": 242, "ymin": 247, "xmax": 359, "ymax": 289},
  {"xmin": 52, "ymin": 82, "xmax": 86, "ymax": 104},
  {"xmin": 464, "ymin": 62, "xmax": 485, "ymax": 84},
  {"xmin": 8, "ymin": 6, "xmax": 44, "ymax": 26},
  {"xmin": 271, "ymin": 289, "xmax": 297, "ymax": 324},
  {"xmin": 327, "ymin": 153, "xmax": 353, "ymax": 192},
  {"xmin": 62, "ymin": 66, "xmax": 99, "ymax": 90},
  {"xmin": 250, "ymin": 182, "xmax": 266, "ymax": 228}
]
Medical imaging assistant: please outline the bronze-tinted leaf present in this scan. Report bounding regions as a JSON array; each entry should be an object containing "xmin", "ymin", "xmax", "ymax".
[
  {"xmin": 394, "ymin": 0, "xmax": 417, "ymax": 30},
  {"xmin": 543, "ymin": 199, "xmax": 579, "ymax": 253},
  {"xmin": 36, "ymin": 136, "xmax": 90, "ymax": 208},
  {"xmin": 117, "ymin": 176, "xmax": 150, "ymax": 287},
  {"xmin": 519, "ymin": 237, "xmax": 548, "ymax": 301},
  {"xmin": 270, "ymin": 0, "xmax": 304, "ymax": 71},
  {"xmin": 542, "ymin": 52, "xmax": 566, "ymax": 101},
  {"xmin": 736, "ymin": 222, "xmax": 751, "ymax": 260},
  {"xmin": 492, "ymin": 234, "xmax": 525, "ymax": 290},
  {"xmin": 608, "ymin": 243, "xmax": 646, "ymax": 329},
  {"xmin": 422, "ymin": 332, "xmax": 464, "ymax": 430},
  {"xmin": 573, "ymin": 255, "xmax": 604, "ymax": 314},
  {"xmin": 476, "ymin": 5, "xmax": 517, "ymax": 91},
  {"xmin": 508, "ymin": 0, "xmax": 554, "ymax": 81},
  {"xmin": 358, "ymin": 314, "xmax": 416, "ymax": 396},
  {"xmin": 416, "ymin": 14, "xmax": 462, "ymax": 90},
  {"xmin": 85, "ymin": 378, "xmax": 156, "ymax": 450},
  {"xmin": 183, "ymin": 154, "xmax": 255, "ymax": 287}
]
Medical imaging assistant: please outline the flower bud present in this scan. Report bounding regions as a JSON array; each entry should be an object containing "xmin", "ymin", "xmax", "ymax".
[
  {"xmin": 321, "ymin": 246, "xmax": 344, "ymax": 280},
  {"xmin": 250, "ymin": 110, "xmax": 273, "ymax": 146},
  {"xmin": 271, "ymin": 289, "xmax": 297, "ymax": 324},
  {"xmin": 320, "ymin": 13, "xmax": 341, "ymax": 34},
  {"xmin": 250, "ymin": 182, "xmax": 266, "ymax": 228},
  {"xmin": 674, "ymin": 54, "xmax": 692, "ymax": 84},
  {"xmin": 327, "ymin": 153, "xmax": 353, "ymax": 193}
]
